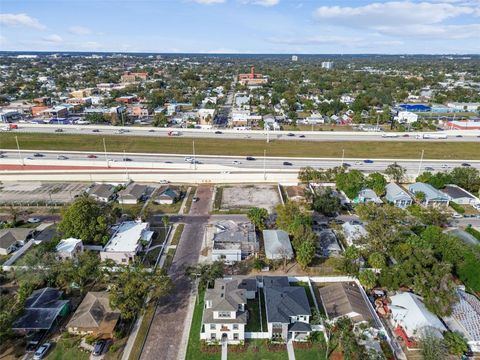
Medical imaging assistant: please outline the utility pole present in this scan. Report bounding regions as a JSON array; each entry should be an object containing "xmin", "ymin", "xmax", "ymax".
[
  {"xmin": 417, "ymin": 149, "xmax": 424, "ymax": 177},
  {"xmin": 341, "ymin": 149, "xmax": 345, "ymax": 167},
  {"xmin": 103, "ymin": 137, "xmax": 109, "ymax": 168},
  {"xmin": 263, "ymin": 149, "xmax": 266, "ymax": 181},
  {"xmin": 124, "ymin": 149, "xmax": 129, "ymax": 181},
  {"xmin": 266, "ymin": 126, "xmax": 270, "ymax": 143},
  {"xmin": 193, "ymin": 140, "xmax": 196, "ymax": 170},
  {"xmin": 15, "ymin": 136, "xmax": 24, "ymax": 166}
]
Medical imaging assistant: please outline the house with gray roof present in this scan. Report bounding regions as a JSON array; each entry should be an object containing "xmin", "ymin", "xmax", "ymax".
[
  {"xmin": 211, "ymin": 220, "xmax": 257, "ymax": 263},
  {"xmin": 263, "ymin": 230, "xmax": 293, "ymax": 260},
  {"xmin": 202, "ymin": 278, "xmax": 255, "ymax": 344},
  {"xmin": 408, "ymin": 182, "xmax": 450, "ymax": 207},
  {"xmin": 385, "ymin": 182, "xmax": 413, "ymax": 208},
  {"xmin": 318, "ymin": 282, "xmax": 374, "ymax": 324},
  {"xmin": 118, "ymin": 183, "xmax": 148, "ymax": 205},
  {"xmin": 154, "ymin": 187, "xmax": 180, "ymax": 205},
  {"xmin": 12, "ymin": 287, "xmax": 70, "ymax": 334},
  {"xmin": 353, "ymin": 188, "xmax": 383, "ymax": 205},
  {"xmin": 262, "ymin": 276, "xmax": 312, "ymax": 342},
  {"xmin": 441, "ymin": 184, "xmax": 480, "ymax": 206},
  {"xmin": 342, "ymin": 222, "xmax": 367, "ymax": 247},
  {"xmin": 0, "ymin": 228, "xmax": 34, "ymax": 255},
  {"xmin": 88, "ymin": 183, "xmax": 116, "ymax": 203}
]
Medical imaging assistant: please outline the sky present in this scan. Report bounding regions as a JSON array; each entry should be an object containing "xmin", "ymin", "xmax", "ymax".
[{"xmin": 0, "ymin": 0, "xmax": 479, "ymax": 54}]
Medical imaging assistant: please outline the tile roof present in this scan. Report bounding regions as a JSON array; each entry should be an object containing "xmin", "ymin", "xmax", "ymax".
[{"xmin": 449, "ymin": 288, "xmax": 480, "ymax": 342}]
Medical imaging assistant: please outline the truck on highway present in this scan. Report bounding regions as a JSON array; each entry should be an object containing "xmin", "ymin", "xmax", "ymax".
[
  {"xmin": 168, "ymin": 131, "xmax": 180, "ymax": 136},
  {"xmin": 0, "ymin": 123, "xmax": 17, "ymax": 131},
  {"xmin": 415, "ymin": 133, "xmax": 448, "ymax": 139},
  {"xmin": 381, "ymin": 133, "xmax": 399, "ymax": 138}
]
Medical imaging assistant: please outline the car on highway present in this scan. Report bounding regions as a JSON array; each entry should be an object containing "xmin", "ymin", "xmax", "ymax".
[
  {"xmin": 355, "ymin": 161, "xmax": 362, "ymax": 165},
  {"xmin": 299, "ymin": 135, "xmax": 306, "ymax": 138},
  {"xmin": 55, "ymin": 128, "xmax": 63, "ymax": 133},
  {"xmin": 148, "ymin": 129, "xmax": 155, "ymax": 132},
  {"xmin": 456, "ymin": 135, "xmax": 463, "ymax": 138},
  {"xmin": 342, "ymin": 163, "xmax": 351, "ymax": 168},
  {"xmin": 221, "ymin": 171, "xmax": 230, "ymax": 174},
  {"xmin": 116, "ymin": 129, "xmax": 124, "ymax": 134},
  {"xmin": 87, "ymin": 154, "xmax": 98, "ymax": 158},
  {"xmin": 441, "ymin": 164, "xmax": 449, "ymax": 169},
  {"xmin": 92, "ymin": 129, "xmax": 100, "ymax": 133},
  {"xmin": 33, "ymin": 342, "xmax": 51, "ymax": 360},
  {"xmin": 425, "ymin": 166, "xmax": 434, "ymax": 171},
  {"xmin": 123, "ymin": 158, "xmax": 133, "ymax": 162},
  {"xmin": 246, "ymin": 156, "xmax": 256, "ymax": 161},
  {"xmin": 27, "ymin": 217, "xmax": 41, "ymax": 224},
  {"xmin": 33, "ymin": 153, "xmax": 44, "ymax": 157},
  {"xmin": 283, "ymin": 161, "xmax": 293, "ymax": 166},
  {"xmin": 363, "ymin": 159, "xmax": 374, "ymax": 164},
  {"xmin": 402, "ymin": 134, "xmax": 410, "ymax": 137},
  {"xmin": 184, "ymin": 157, "xmax": 193, "ymax": 162},
  {"xmin": 462, "ymin": 163, "xmax": 471, "ymax": 167},
  {"xmin": 0, "ymin": 154, "xmax": 5, "ymax": 158},
  {"xmin": 287, "ymin": 133, "xmax": 295, "ymax": 137},
  {"xmin": 215, "ymin": 131, "xmax": 223, "ymax": 134},
  {"xmin": 232, "ymin": 160, "xmax": 241, "ymax": 165},
  {"xmin": 57, "ymin": 155, "xmax": 68, "ymax": 160},
  {"xmin": 159, "ymin": 180, "xmax": 170, "ymax": 184}
]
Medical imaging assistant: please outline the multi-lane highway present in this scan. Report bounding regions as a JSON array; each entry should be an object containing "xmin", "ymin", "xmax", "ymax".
[
  {"xmin": 1, "ymin": 149, "xmax": 479, "ymax": 175},
  {"xmin": 7, "ymin": 123, "xmax": 480, "ymax": 142}
]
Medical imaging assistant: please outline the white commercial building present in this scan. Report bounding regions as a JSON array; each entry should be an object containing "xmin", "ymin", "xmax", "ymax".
[
  {"xmin": 100, "ymin": 221, "xmax": 154, "ymax": 265},
  {"xmin": 396, "ymin": 111, "xmax": 418, "ymax": 124}
]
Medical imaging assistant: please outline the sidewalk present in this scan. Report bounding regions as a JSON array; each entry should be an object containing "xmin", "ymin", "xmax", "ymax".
[
  {"xmin": 176, "ymin": 281, "xmax": 198, "ymax": 360},
  {"xmin": 179, "ymin": 186, "xmax": 192, "ymax": 215},
  {"xmin": 286, "ymin": 340, "xmax": 295, "ymax": 360}
]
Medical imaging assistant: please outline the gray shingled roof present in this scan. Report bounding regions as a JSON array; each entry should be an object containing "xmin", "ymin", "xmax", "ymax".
[
  {"xmin": 385, "ymin": 182, "xmax": 412, "ymax": 202},
  {"xmin": 442, "ymin": 185, "xmax": 474, "ymax": 200},
  {"xmin": 408, "ymin": 182, "xmax": 450, "ymax": 202},
  {"xmin": 202, "ymin": 279, "xmax": 248, "ymax": 324},
  {"xmin": 118, "ymin": 183, "xmax": 147, "ymax": 200}
]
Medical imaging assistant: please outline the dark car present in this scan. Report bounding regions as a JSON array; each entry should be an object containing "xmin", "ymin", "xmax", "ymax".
[
  {"xmin": 92, "ymin": 129, "xmax": 100, "ymax": 133},
  {"xmin": 93, "ymin": 340, "xmax": 107, "ymax": 356},
  {"xmin": 462, "ymin": 163, "xmax": 471, "ymax": 167},
  {"xmin": 34, "ymin": 153, "xmax": 44, "ymax": 157},
  {"xmin": 283, "ymin": 161, "xmax": 293, "ymax": 166},
  {"xmin": 148, "ymin": 129, "xmax": 155, "ymax": 132},
  {"xmin": 456, "ymin": 135, "xmax": 463, "ymax": 138},
  {"xmin": 329, "ymin": 219, "xmax": 345, "ymax": 225},
  {"xmin": 215, "ymin": 131, "xmax": 223, "ymax": 134},
  {"xmin": 246, "ymin": 156, "xmax": 256, "ymax": 161},
  {"xmin": 287, "ymin": 133, "xmax": 295, "ymax": 137},
  {"xmin": 425, "ymin": 166, "xmax": 434, "ymax": 171},
  {"xmin": 54, "ymin": 128, "xmax": 63, "ymax": 133},
  {"xmin": 342, "ymin": 163, "xmax": 351, "ymax": 168},
  {"xmin": 299, "ymin": 135, "xmax": 305, "ymax": 138},
  {"xmin": 123, "ymin": 158, "xmax": 133, "ymax": 162},
  {"xmin": 402, "ymin": 134, "xmax": 409, "ymax": 137},
  {"xmin": 364, "ymin": 159, "xmax": 374, "ymax": 164}
]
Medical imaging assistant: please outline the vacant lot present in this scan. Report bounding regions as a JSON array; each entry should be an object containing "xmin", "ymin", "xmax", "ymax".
[
  {"xmin": 221, "ymin": 185, "xmax": 280, "ymax": 213},
  {"xmin": 2, "ymin": 133, "xmax": 480, "ymax": 159},
  {"xmin": 0, "ymin": 182, "xmax": 87, "ymax": 205}
]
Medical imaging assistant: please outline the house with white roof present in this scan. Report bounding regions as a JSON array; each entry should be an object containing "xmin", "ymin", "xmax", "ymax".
[
  {"xmin": 100, "ymin": 221, "xmax": 154, "ymax": 264},
  {"xmin": 389, "ymin": 292, "xmax": 446, "ymax": 340},
  {"xmin": 263, "ymin": 230, "xmax": 293, "ymax": 260},
  {"xmin": 56, "ymin": 238, "xmax": 83, "ymax": 261},
  {"xmin": 342, "ymin": 222, "xmax": 367, "ymax": 247},
  {"xmin": 443, "ymin": 287, "xmax": 480, "ymax": 352}
]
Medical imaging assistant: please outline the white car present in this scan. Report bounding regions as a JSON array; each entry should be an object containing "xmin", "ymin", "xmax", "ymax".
[
  {"xmin": 33, "ymin": 342, "xmax": 51, "ymax": 360},
  {"xmin": 355, "ymin": 161, "xmax": 362, "ymax": 165},
  {"xmin": 441, "ymin": 164, "xmax": 449, "ymax": 169},
  {"xmin": 27, "ymin": 217, "xmax": 41, "ymax": 224},
  {"xmin": 232, "ymin": 160, "xmax": 241, "ymax": 165},
  {"xmin": 159, "ymin": 180, "xmax": 170, "ymax": 184},
  {"xmin": 452, "ymin": 212, "xmax": 463, "ymax": 219},
  {"xmin": 184, "ymin": 157, "xmax": 193, "ymax": 162},
  {"xmin": 57, "ymin": 155, "xmax": 68, "ymax": 160},
  {"xmin": 221, "ymin": 171, "xmax": 230, "ymax": 175}
]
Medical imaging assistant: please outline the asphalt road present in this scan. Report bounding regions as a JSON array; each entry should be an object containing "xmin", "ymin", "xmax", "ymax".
[
  {"xmin": 1, "ymin": 149, "xmax": 479, "ymax": 175},
  {"xmin": 140, "ymin": 185, "xmax": 213, "ymax": 360},
  {"xmin": 8, "ymin": 124, "xmax": 480, "ymax": 142}
]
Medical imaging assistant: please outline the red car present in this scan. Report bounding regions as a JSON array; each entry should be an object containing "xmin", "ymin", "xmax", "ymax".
[{"xmin": 87, "ymin": 154, "xmax": 98, "ymax": 158}]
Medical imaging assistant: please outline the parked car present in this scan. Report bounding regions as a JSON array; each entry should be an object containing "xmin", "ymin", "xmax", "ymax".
[
  {"xmin": 33, "ymin": 342, "xmax": 51, "ymax": 360},
  {"xmin": 192, "ymin": 197, "xmax": 199, "ymax": 203},
  {"xmin": 456, "ymin": 135, "xmax": 463, "ymax": 138},
  {"xmin": 246, "ymin": 156, "xmax": 256, "ymax": 161},
  {"xmin": 92, "ymin": 340, "xmax": 107, "ymax": 356},
  {"xmin": 27, "ymin": 217, "xmax": 41, "ymax": 224},
  {"xmin": 283, "ymin": 161, "xmax": 293, "ymax": 166}
]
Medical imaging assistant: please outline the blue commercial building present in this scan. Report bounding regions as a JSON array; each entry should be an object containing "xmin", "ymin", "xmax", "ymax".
[{"xmin": 398, "ymin": 104, "xmax": 431, "ymax": 112}]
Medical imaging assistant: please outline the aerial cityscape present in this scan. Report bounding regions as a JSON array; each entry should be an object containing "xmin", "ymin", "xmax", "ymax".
[{"xmin": 0, "ymin": 1, "xmax": 480, "ymax": 360}]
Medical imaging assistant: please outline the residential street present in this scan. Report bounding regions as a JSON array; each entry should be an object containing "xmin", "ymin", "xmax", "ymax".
[{"xmin": 140, "ymin": 185, "xmax": 212, "ymax": 360}]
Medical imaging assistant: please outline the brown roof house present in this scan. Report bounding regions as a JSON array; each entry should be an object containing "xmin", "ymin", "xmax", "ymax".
[
  {"xmin": 67, "ymin": 291, "xmax": 120, "ymax": 338},
  {"xmin": 318, "ymin": 282, "xmax": 374, "ymax": 324}
]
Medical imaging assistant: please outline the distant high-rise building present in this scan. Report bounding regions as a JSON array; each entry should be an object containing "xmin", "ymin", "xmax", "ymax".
[
  {"xmin": 321, "ymin": 61, "xmax": 334, "ymax": 69},
  {"xmin": 292, "ymin": 55, "xmax": 298, "ymax": 62}
]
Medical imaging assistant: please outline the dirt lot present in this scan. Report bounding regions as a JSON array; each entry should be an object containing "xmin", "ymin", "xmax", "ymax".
[
  {"xmin": 221, "ymin": 185, "xmax": 281, "ymax": 213},
  {"xmin": 0, "ymin": 182, "xmax": 88, "ymax": 205}
]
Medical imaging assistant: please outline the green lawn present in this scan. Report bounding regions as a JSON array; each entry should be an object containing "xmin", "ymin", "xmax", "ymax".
[
  {"xmin": 3, "ymin": 132, "xmax": 480, "ymax": 159},
  {"xmin": 171, "ymin": 224, "xmax": 185, "ymax": 246},
  {"xmin": 46, "ymin": 335, "xmax": 90, "ymax": 360},
  {"xmin": 245, "ymin": 290, "xmax": 266, "ymax": 332},
  {"xmin": 183, "ymin": 187, "xmax": 197, "ymax": 214},
  {"xmin": 128, "ymin": 304, "xmax": 156, "ymax": 360},
  {"xmin": 294, "ymin": 344, "xmax": 328, "ymax": 360}
]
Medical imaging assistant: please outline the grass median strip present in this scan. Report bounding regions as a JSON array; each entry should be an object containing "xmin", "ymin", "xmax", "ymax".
[{"xmin": 2, "ymin": 133, "xmax": 480, "ymax": 159}]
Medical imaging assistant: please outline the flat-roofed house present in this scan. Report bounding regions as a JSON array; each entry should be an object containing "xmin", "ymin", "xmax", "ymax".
[
  {"xmin": 408, "ymin": 182, "xmax": 450, "ymax": 207},
  {"xmin": 56, "ymin": 238, "xmax": 83, "ymax": 261},
  {"xmin": 67, "ymin": 291, "xmax": 120, "ymax": 338},
  {"xmin": 100, "ymin": 221, "xmax": 154, "ymax": 265},
  {"xmin": 318, "ymin": 282, "xmax": 373, "ymax": 323},
  {"xmin": 385, "ymin": 182, "xmax": 413, "ymax": 208},
  {"xmin": 118, "ymin": 183, "xmax": 148, "ymax": 205}
]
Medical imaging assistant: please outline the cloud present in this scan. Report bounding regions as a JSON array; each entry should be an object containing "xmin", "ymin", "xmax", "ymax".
[
  {"xmin": 377, "ymin": 23, "xmax": 480, "ymax": 39},
  {"xmin": 42, "ymin": 34, "xmax": 63, "ymax": 43},
  {"xmin": 268, "ymin": 35, "xmax": 364, "ymax": 46},
  {"xmin": 68, "ymin": 26, "xmax": 92, "ymax": 35},
  {"xmin": 0, "ymin": 13, "xmax": 46, "ymax": 30},
  {"xmin": 243, "ymin": 0, "xmax": 279, "ymax": 6},
  {"xmin": 313, "ymin": 1, "xmax": 474, "ymax": 27},
  {"xmin": 192, "ymin": 0, "xmax": 225, "ymax": 4}
]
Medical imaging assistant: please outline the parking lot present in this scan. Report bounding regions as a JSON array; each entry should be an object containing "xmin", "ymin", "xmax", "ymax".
[
  {"xmin": 0, "ymin": 182, "xmax": 88, "ymax": 206},
  {"xmin": 221, "ymin": 185, "xmax": 281, "ymax": 213}
]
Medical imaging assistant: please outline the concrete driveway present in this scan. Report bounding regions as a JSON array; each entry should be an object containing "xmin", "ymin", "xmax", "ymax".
[{"xmin": 140, "ymin": 185, "xmax": 212, "ymax": 360}]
